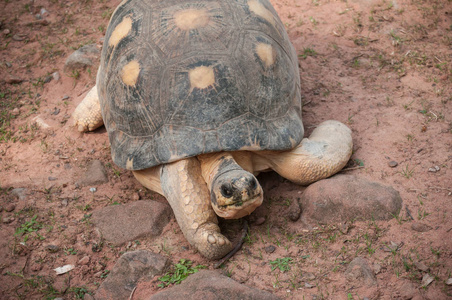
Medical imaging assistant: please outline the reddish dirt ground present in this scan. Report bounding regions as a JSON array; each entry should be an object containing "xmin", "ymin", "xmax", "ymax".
[{"xmin": 0, "ymin": 0, "xmax": 451, "ymax": 299}]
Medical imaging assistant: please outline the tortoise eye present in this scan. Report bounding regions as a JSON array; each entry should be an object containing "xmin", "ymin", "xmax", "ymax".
[{"xmin": 220, "ymin": 184, "xmax": 233, "ymax": 198}]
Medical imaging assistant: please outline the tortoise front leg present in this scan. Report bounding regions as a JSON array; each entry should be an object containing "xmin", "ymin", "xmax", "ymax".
[
  {"xmin": 72, "ymin": 85, "xmax": 104, "ymax": 132},
  {"xmin": 257, "ymin": 120, "xmax": 353, "ymax": 185},
  {"xmin": 159, "ymin": 157, "xmax": 233, "ymax": 260}
]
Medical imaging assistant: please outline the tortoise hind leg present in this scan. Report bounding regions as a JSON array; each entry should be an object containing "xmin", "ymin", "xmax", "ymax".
[
  {"xmin": 72, "ymin": 85, "xmax": 104, "ymax": 132},
  {"xmin": 159, "ymin": 157, "xmax": 233, "ymax": 260},
  {"xmin": 260, "ymin": 120, "xmax": 353, "ymax": 185}
]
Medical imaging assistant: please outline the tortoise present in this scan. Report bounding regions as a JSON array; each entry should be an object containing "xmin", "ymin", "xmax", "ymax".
[{"xmin": 72, "ymin": 0, "xmax": 353, "ymax": 260}]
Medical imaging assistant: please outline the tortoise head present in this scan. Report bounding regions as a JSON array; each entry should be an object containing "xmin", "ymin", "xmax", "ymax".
[{"xmin": 210, "ymin": 169, "xmax": 263, "ymax": 219}]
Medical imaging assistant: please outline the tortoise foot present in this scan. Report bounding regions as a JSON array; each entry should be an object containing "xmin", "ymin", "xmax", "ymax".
[{"xmin": 193, "ymin": 223, "xmax": 233, "ymax": 260}]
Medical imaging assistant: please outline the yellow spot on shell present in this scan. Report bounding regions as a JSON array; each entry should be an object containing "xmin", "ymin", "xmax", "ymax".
[
  {"xmin": 174, "ymin": 9, "xmax": 210, "ymax": 31},
  {"xmin": 126, "ymin": 157, "xmax": 134, "ymax": 170},
  {"xmin": 109, "ymin": 16, "xmax": 133, "ymax": 47},
  {"xmin": 189, "ymin": 66, "xmax": 215, "ymax": 89},
  {"xmin": 121, "ymin": 60, "xmax": 140, "ymax": 86},
  {"xmin": 248, "ymin": 0, "xmax": 275, "ymax": 26},
  {"xmin": 256, "ymin": 43, "xmax": 276, "ymax": 67}
]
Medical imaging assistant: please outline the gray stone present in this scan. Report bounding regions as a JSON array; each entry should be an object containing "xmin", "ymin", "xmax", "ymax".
[
  {"xmin": 411, "ymin": 222, "xmax": 432, "ymax": 232},
  {"xmin": 92, "ymin": 200, "xmax": 172, "ymax": 246},
  {"xmin": 345, "ymin": 257, "xmax": 377, "ymax": 287},
  {"xmin": 95, "ymin": 250, "xmax": 168, "ymax": 300},
  {"xmin": 64, "ymin": 44, "xmax": 100, "ymax": 72},
  {"xmin": 77, "ymin": 160, "xmax": 108, "ymax": 187},
  {"xmin": 300, "ymin": 175, "xmax": 402, "ymax": 224},
  {"xmin": 11, "ymin": 188, "xmax": 27, "ymax": 200},
  {"xmin": 150, "ymin": 270, "xmax": 280, "ymax": 300}
]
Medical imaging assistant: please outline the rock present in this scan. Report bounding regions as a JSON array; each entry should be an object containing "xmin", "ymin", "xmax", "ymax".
[
  {"xmin": 446, "ymin": 278, "xmax": 452, "ymax": 286},
  {"xmin": 428, "ymin": 166, "xmax": 440, "ymax": 173},
  {"xmin": 399, "ymin": 282, "xmax": 417, "ymax": 300},
  {"xmin": 10, "ymin": 188, "xmax": 27, "ymax": 200},
  {"xmin": 52, "ymin": 71, "xmax": 60, "ymax": 81},
  {"xmin": 300, "ymin": 175, "xmax": 402, "ymax": 224},
  {"xmin": 2, "ymin": 216, "xmax": 15, "ymax": 224},
  {"xmin": 5, "ymin": 61, "xmax": 12, "ymax": 68},
  {"xmin": 5, "ymin": 76, "xmax": 23, "ymax": 84},
  {"xmin": 32, "ymin": 116, "xmax": 51, "ymax": 129},
  {"xmin": 150, "ymin": 270, "xmax": 280, "ymax": 300},
  {"xmin": 4, "ymin": 203, "xmax": 15, "ymax": 212},
  {"xmin": 3, "ymin": 29, "xmax": 10, "ymax": 35},
  {"xmin": 411, "ymin": 222, "xmax": 432, "ymax": 232},
  {"xmin": 388, "ymin": 161, "xmax": 398, "ymax": 168},
  {"xmin": 421, "ymin": 273, "xmax": 434, "ymax": 287},
  {"xmin": 11, "ymin": 108, "xmax": 20, "ymax": 116},
  {"xmin": 77, "ymin": 160, "xmax": 109, "ymax": 186},
  {"xmin": 45, "ymin": 245, "xmax": 60, "ymax": 253},
  {"xmin": 264, "ymin": 245, "xmax": 276, "ymax": 254},
  {"xmin": 345, "ymin": 257, "xmax": 377, "ymax": 287},
  {"xmin": 64, "ymin": 44, "xmax": 100, "ymax": 72},
  {"xmin": 78, "ymin": 256, "xmax": 90, "ymax": 266},
  {"xmin": 414, "ymin": 261, "xmax": 429, "ymax": 272},
  {"xmin": 48, "ymin": 177, "xmax": 57, "ymax": 181},
  {"xmin": 92, "ymin": 200, "xmax": 172, "ymax": 246},
  {"xmin": 287, "ymin": 198, "xmax": 301, "ymax": 222},
  {"xmin": 95, "ymin": 250, "xmax": 168, "ymax": 300},
  {"xmin": 12, "ymin": 33, "xmax": 27, "ymax": 41}
]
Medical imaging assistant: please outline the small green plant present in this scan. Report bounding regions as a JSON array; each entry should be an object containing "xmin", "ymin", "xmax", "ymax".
[
  {"xmin": 269, "ymin": 257, "xmax": 293, "ymax": 272},
  {"xmin": 158, "ymin": 259, "xmax": 206, "ymax": 287},
  {"xmin": 401, "ymin": 164, "xmax": 415, "ymax": 179},
  {"xmin": 69, "ymin": 286, "xmax": 91, "ymax": 299},
  {"xmin": 299, "ymin": 47, "xmax": 317, "ymax": 59},
  {"xmin": 15, "ymin": 215, "xmax": 42, "ymax": 241},
  {"xmin": 100, "ymin": 270, "xmax": 110, "ymax": 279},
  {"xmin": 64, "ymin": 247, "xmax": 78, "ymax": 255}
]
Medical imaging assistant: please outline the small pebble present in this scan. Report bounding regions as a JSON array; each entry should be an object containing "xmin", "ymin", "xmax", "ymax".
[
  {"xmin": 11, "ymin": 108, "xmax": 20, "ymax": 116},
  {"xmin": 428, "ymin": 166, "xmax": 440, "ymax": 173},
  {"xmin": 35, "ymin": 14, "xmax": 42, "ymax": 20},
  {"xmin": 62, "ymin": 95, "xmax": 70, "ymax": 100},
  {"xmin": 2, "ymin": 216, "xmax": 15, "ymax": 224},
  {"xmin": 48, "ymin": 177, "xmax": 57, "ymax": 181},
  {"xmin": 52, "ymin": 71, "xmax": 60, "ymax": 81},
  {"xmin": 388, "ymin": 161, "xmax": 398, "ymax": 168},
  {"xmin": 446, "ymin": 278, "xmax": 452, "ymax": 286},
  {"xmin": 12, "ymin": 34, "xmax": 27, "ymax": 41},
  {"xmin": 78, "ymin": 256, "xmax": 90, "ymax": 265},
  {"xmin": 89, "ymin": 187, "xmax": 97, "ymax": 193},
  {"xmin": 44, "ymin": 76, "xmax": 52, "ymax": 83},
  {"xmin": 4, "ymin": 203, "xmax": 15, "ymax": 212},
  {"xmin": 3, "ymin": 29, "xmax": 10, "ymax": 35},
  {"xmin": 411, "ymin": 222, "xmax": 432, "ymax": 232},
  {"xmin": 132, "ymin": 193, "xmax": 140, "ymax": 201},
  {"xmin": 61, "ymin": 199, "xmax": 68, "ymax": 206},
  {"xmin": 304, "ymin": 282, "xmax": 315, "ymax": 288},
  {"xmin": 45, "ymin": 245, "xmax": 60, "ymax": 252},
  {"xmin": 5, "ymin": 76, "xmax": 23, "ymax": 84},
  {"xmin": 5, "ymin": 62, "xmax": 12, "ymax": 68},
  {"xmin": 414, "ymin": 261, "xmax": 429, "ymax": 272},
  {"xmin": 264, "ymin": 245, "xmax": 276, "ymax": 253}
]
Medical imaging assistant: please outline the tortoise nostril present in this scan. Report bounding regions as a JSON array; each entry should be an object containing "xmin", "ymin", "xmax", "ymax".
[
  {"xmin": 220, "ymin": 184, "xmax": 233, "ymax": 198},
  {"xmin": 249, "ymin": 177, "xmax": 257, "ymax": 189}
]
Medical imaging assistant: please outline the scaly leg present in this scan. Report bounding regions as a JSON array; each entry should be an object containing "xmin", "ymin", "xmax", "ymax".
[
  {"xmin": 135, "ymin": 157, "xmax": 233, "ymax": 260},
  {"xmin": 255, "ymin": 120, "xmax": 353, "ymax": 185},
  {"xmin": 72, "ymin": 85, "xmax": 104, "ymax": 132}
]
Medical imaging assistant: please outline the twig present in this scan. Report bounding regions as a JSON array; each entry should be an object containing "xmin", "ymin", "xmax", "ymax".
[
  {"xmin": 214, "ymin": 219, "xmax": 249, "ymax": 269},
  {"xmin": 128, "ymin": 286, "xmax": 137, "ymax": 300},
  {"xmin": 405, "ymin": 207, "xmax": 414, "ymax": 221}
]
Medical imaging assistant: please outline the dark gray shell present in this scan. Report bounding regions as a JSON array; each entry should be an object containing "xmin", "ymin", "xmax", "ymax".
[{"xmin": 98, "ymin": 0, "xmax": 303, "ymax": 170}]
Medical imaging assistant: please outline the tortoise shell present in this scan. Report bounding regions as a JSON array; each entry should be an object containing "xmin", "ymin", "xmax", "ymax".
[{"xmin": 98, "ymin": 0, "xmax": 303, "ymax": 170}]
